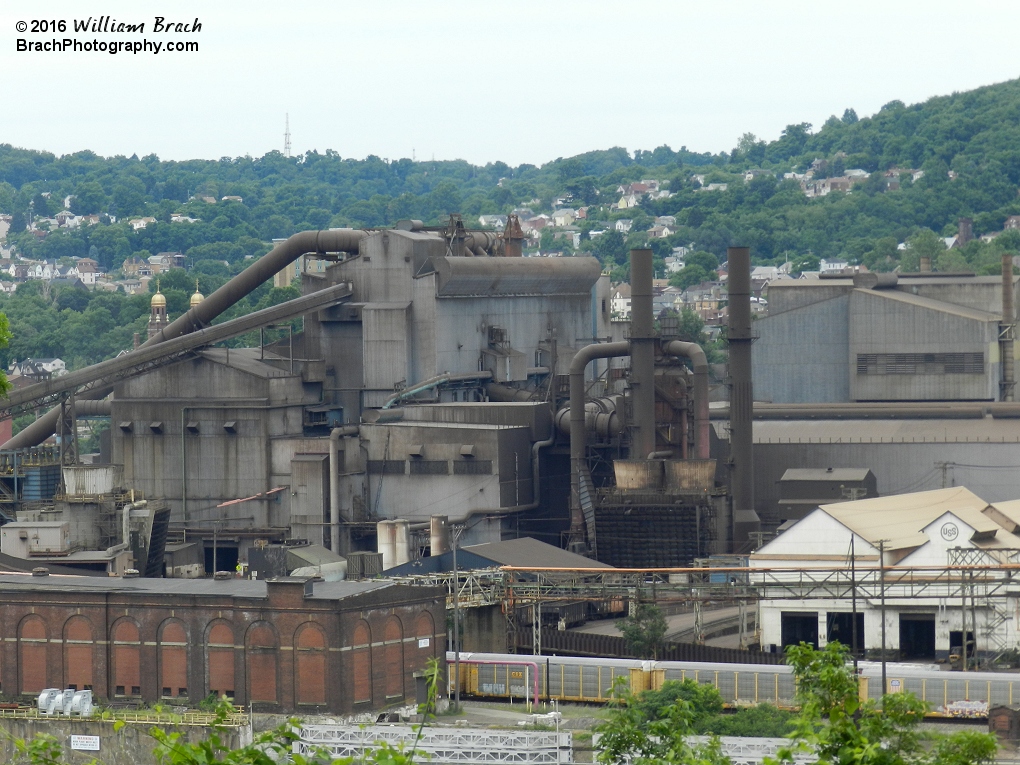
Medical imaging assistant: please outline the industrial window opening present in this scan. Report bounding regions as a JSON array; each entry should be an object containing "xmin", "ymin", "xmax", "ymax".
[
  {"xmin": 856, "ymin": 352, "xmax": 984, "ymax": 375},
  {"xmin": 899, "ymin": 613, "xmax": 936, "ymax": 660},
  {"xmin": 826, "ymin": 612, "xmax": 865, "ymax": 656},
  {"xmin": 781, "ymin": 611, "xmax": 819, "ymax": 650}
]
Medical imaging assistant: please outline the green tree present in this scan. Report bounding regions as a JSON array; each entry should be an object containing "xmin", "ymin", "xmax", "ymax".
[
  {"xmin": 596, "ymin": 681, "xmax": 729, "ymax": 765},
  {"xmin": 617, "ymin": 603, "xmax": 668, "ymax": 659},
  {"xmin": 773, "ymin": 642, "xmax": 997, "ymax": 765},
  {"xmin": 901, "ymin": 228, "xmax": 946, "ymax": 272},
  {"xmin": 669, "ymin": 264, "xmax": 711, "ymax": 290}
]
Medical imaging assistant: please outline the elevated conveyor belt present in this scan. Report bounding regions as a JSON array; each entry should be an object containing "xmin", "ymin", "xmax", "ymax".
[{"xmin": 0, "ymin": 282, "xmax": 353, "ymax": 418}]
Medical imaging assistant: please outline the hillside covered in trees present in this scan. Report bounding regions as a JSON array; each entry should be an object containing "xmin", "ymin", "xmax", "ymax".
[{"xmin": 3, "ymin": 76, "xmax": 1020, "ymax": 370}]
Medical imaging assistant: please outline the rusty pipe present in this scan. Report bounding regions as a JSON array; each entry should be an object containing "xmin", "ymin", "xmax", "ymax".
[
  {"xmin": 555, "ymin": 398, "xmax": 622, "ymax": 438},
  {"xmin": 3, "ymin": 229, "xmax": 368, "ymax": 450},
  {"xmin": 568, "ymin": 341, "xmax": 630, "ymax": 551},
  {"xmin": 662, "ymin": 340, "xmax": 709, "ymax": 460}
]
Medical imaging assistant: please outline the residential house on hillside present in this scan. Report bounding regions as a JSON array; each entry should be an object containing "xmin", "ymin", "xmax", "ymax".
[
  {"xmin": 680, "ymin": 281, "xmax": 727, "ymax": 325},
  {"xmin": 122, "ymin": 257, "xmax": 151, "ymax": 278},
  {"xmin": 664, "ymin": 256, "xmax": 685, "ymax": 274},
  {"xmin": 611, "ymin": 283, "xmax": 632, "ymax": 319},
  {"xmin": 615, "ymin": 219, "xmax": 633, "ymax": 233},
  {"xmin": 551, "ymin": 209, "xmax": 576, "ymax": 227},
  {"xmin": 221, "ymin": 196, "xmax": 243, "ymax": 203},
  {"xmin": 75, "ymin": 257, "xmax": 103, "ymax": 286},
  {"xmin": 648, "ymin": 225, "xmax": 674, "ymax": 239},
  {"xmin": 819, "ymin": 257, "xmax": 848, "ymax": 274},
  {"xmin": 11, "ymin": 358, "xmax": 67, "ymax": 378},
  {"xmin": 171, "ymin": 213, "xmax": 199, "ymax": 223},
  {"xmin": 128, "ymin": 217, "xmax": 157, "ymax": 231},
  {"xmin": 477, "ymin": 215, "xmax": 507, "ymax": 229},
  {"xmin": 655, "ymin": 216, "xmax": 676, "ymax": 227}
]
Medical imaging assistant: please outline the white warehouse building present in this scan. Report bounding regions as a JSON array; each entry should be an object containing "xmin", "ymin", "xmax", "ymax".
[{"xmin": 751, "ymin": 487, "xmax": 1020, "ymax": 663}]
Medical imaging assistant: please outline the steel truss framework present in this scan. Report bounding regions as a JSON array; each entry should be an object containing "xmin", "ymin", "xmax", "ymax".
[
  {"xmin": 399, "ymin": 559, "xmax": 1020, "ymax": 609},
  {"xmin": 296, "ymin": 725, "xmax": 573, "ymax": 764}
]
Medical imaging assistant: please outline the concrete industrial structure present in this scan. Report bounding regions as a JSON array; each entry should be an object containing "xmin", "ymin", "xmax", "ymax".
[
  {"xmin": 0, "ymin": 225, "xmax": 749, "ymax": 572},
  {"xmin": 0, "ymin": 571, "xmax": 444, "ymax": 713},
  {"xmin": 751, "ymin": 486, "xmax": 1020, "ymax": 663}
]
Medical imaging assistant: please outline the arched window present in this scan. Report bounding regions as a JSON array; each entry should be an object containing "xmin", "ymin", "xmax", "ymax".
[
  {"xmin": 382, "ymin": 616, "xmax": 404, "ymax": 700},
  {"xmin": 159, "ymin": 620, "xmax": 189, "ymax": 699},
  {"xmin": 352, "ymin": 620, "xmax": 372, "ymax": 704},
  {"xmin": 63, "ymin": 617, "xmax": 94, "ymax": 691},
  {"xmin": 112, "ymin": 619, "xmax": 142, "ymax": 697},
  {"xmin": 246, "ymin": 623, "xmax": 278, "ymax": 704},
  {"xmin": 19, "ymin": 616, "xmax": 47, "ymax": 694},
  {"xmin": 207, "ymin": 622, "xmax": 235, "ymax": 699},
  {"xmin": 294, "ymin": 623, "xmax": 327, "ymax": 706},
  {"xmin": 415, "ymin": 611, "xmax": 436, "ymax": 663}
]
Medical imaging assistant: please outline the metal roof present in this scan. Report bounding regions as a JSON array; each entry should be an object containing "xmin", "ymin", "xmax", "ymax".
[
  {"xmin": 852, "ymin": 287, "xmax": 1001, "ymax": 322},
  {"xmin": 462, "ymin": 537, "xmax": 613, "ymax": 569},
  {"xmin": 0, "ymin": 573, "xmax": 394, "ymax": 601},
  {"xmin": 781, "ymin": 468, "xmax": 872, "ymax": 482},
  {"xmin": 819, "ymin": 486, "xmax": 1002, "ymax": 551}
]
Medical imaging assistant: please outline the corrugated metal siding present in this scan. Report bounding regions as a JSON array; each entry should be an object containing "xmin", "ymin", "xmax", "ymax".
[
  {"xmin": 62, "ymin": 465, "xmax": 123, "ymax": 495},
  {"xmin": 753, "ymin": 295, "xmax": 850, "ymax": 403}
]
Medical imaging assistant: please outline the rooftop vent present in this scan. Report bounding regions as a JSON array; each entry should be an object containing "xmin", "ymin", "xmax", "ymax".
[{"xmin": 32, "ymin": 567, "xmax": 49, "ymax": 577}]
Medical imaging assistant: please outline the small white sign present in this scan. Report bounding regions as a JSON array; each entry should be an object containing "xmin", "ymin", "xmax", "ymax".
[
  {"xmin": 70, "ymin": 736, "xmax": 100, "ymax": 752},
  {"xmin": 418, "ymin": 638, "xmax": 430, "ymax": 648}
]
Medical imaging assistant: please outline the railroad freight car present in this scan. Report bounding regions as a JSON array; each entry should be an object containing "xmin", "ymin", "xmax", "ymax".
[{"xmin": 449, "ymin": 651, "xmax": 1020, "ymax": 718}]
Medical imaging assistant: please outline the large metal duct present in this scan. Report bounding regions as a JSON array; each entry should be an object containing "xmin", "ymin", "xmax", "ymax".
[
  {"xmin": 3, "ymin": 229, "xmax": 367, "ymax": 450},
  {"xmin": 555, "ymin": 397, "xmax": 622, "ymax": 438},
  {"xmin": 629, "ymin": 249, "xmax": 657, "ymax": 459},
  {"xmin": 661, "ymin": 340, "xmax": 709, "ymax": 459},
  {"xmin": 433, "ymin": 255, "xmax": 601, "ymax": 297},
  {"xmin": 568, "ymin": 341, "xmax": 630, "ymax": 550},
  {"xmin": 1002, "ymin": 253, "xmax": 1015, "ymax": 402},
  {"xmin": 727, "ymin": 246, "xmax": 760, "ymax": 544}
]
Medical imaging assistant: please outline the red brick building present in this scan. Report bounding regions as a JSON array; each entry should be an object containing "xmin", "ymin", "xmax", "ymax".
[{"xmin": 0, "ymin": 573, "xmax": 445, "ymax": 714}]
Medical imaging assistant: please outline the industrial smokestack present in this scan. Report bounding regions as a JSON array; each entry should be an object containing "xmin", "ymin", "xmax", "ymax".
[
  {"xmin": 1002, "ymin": 253, "xmax": 1015, "ymax": 402},
  {"xmin": 629, "ymin": 249, "xmax": 657, "ymax": 459},
  {"xmin": 726, "ymin": 246, "xmax": 760, "ymax": 546}
]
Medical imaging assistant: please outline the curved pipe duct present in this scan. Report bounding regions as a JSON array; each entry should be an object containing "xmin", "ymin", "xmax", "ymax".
[
  {"xmin": 3, "ymin": 229, "xmax": 367, "ymax": 450},
  {"xmin": 380, "ymin": 372, "xmax": 493, "ymax": 410},
  {"xmin": 662, "ymin": 340, "xmax": 710, "ymax": 460},
  {"xmin": 555, "ymin": 398, "xmax": 621, "ymax": 439},
  {"xmin": 568, "ymin": 341, "xmax": 630, "ymax": 549}
]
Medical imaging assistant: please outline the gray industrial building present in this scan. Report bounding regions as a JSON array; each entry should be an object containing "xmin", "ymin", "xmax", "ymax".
[
  {"xmin": 105, "ymin": 226, "xmax": 614, "ymax": 554},
  {"xmin": 754, "ymin": 273, "xmax": 1019, "ymax": 403},
  {"xmin": 0, "ymin": 227, "xmax": 757, "ymax": 571}
]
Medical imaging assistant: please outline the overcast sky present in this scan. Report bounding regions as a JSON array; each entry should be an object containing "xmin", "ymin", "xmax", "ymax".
[{"xmin": 2, "ymin": 0, "xmax": 1019, "ymax": 167}]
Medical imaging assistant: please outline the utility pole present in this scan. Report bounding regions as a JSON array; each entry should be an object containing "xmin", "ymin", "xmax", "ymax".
[
  {"xmin": 451, "ymin": 523, "xmax": 464, "ymax": 712},
  {"xmin": 878, "ymin": 539, "xmax": 888, "ymax": 695},
  {"xmin": 850, "ymin": 534, "xmax": 859, "ymax": 674},
  {"xmin": 284, "ymin": 114, "xmax": 292, "ymax": 158},
  {"xmin": 961, "ymin": 563, "xmax": 968, "ymax": 672}
]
